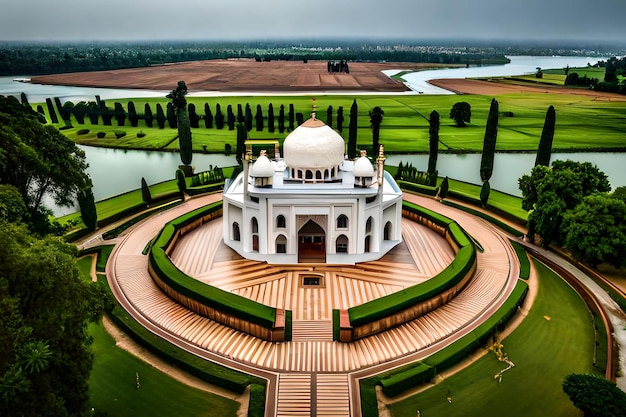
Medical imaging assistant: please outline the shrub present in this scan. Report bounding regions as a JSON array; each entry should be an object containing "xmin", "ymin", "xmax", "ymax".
[
  {"xmin": 77, "ymin": 129, "xmax": 89, "ymax": 135},
  {"xmin": 97, "ymin": 132, "xmax": 106, "ymax": 138},
  {"xmin": 114, "ymin": 130, "xmax": 126, "ymax": 139},
  {"xmin": 137, "ymin": 131, "xmax": 146, "ymax": 138}
]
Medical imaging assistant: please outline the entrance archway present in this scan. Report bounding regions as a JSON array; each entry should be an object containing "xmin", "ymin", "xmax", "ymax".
[{"xmin": 298, "ymin": 220, "xmax": 326, "ymax": 263}]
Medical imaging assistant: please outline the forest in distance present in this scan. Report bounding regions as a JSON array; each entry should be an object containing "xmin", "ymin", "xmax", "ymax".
[{"xmin": 1, "ymin": 38, "xmax": 625, "ymax": 76}]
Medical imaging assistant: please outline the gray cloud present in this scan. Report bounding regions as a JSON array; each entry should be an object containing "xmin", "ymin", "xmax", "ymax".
[{"xmin": 1, "ymin": 0, "xmax": 625, "ymax": 43}]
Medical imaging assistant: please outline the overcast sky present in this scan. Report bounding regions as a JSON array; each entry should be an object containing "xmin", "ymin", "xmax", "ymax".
[{"xmin": 1, "ymin": 0, "xmax": 625, "ymax": 44}]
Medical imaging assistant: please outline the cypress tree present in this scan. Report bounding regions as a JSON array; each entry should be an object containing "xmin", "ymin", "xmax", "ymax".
[
  {"xmin": 369, "ymin": 106, "xmax": 384, "ymax": 155},
  {"xmin": 176, "ymin": 169, "xmax": 186, "ymax": 200},
  {"xmin": 144, "ymin": 103, "xmax": 154, "ymax": 128},
  {"xmin": 480, "ymin": 98, "xmax": 498, "ymax": 182},
  {"xmin": 77, "ymin": 187, "xmax": 97, "ymax": 232},
  {"xmin": 326, "ymin": 105, "xmax": 333, "ymax": 128},
  {"xmin": 215, "ymin": 103, "xmax": 224, "ymax": 129},
  {"xmin": 155, "ymin": 103, "xmax": 166, "ymax": 129},
  {"xmin": 227, "ymin": 105, "xmax": 235, "ymax": 130},
  {"xmin": 348, "ymin": 99, "xmax": 358, "ymax": 159},
  {"xmin": 166, "ymin": 81, "xmax": 192, "ymax": 166},
  {"xmin": 288, "ymin": 103, "xmax": 295, "ymax": 131},
  {"xmin": 480, "ymin": 180, "xmax": 491, "ymax": 207},
  {"xmin": 245, "ymin": 103, "xmax": 253, "ymax": 131},
  {"xmin": 141, "ymin": 177, "xmax": 152, "ymax": 205},
  {"xmin": 204, "ymin": 103, "xmax": 213, "ymax": 128},
  {"xmin": 438, "ymin": 177, "xmax": 449, "ymax": 200},
  {"xmin": 188, "ymin": 103, "xmax": 199, "ymax": 128},
  {"xmin": 166, "ymin": 102, "xmax": 177, "ymax": 129},
  {"xmin": 45, "ymin": 98, "xmax": 59, "ymax": 123},
  {"xmin": 336, "ymin": 106, "xmax": 344, "ymax": 133},
  {"xmin": 427, "ymin": 110, "xmax": 440, "ymax": 186},
  {"xmin": 236, "ymin": 123, "xmax": 247, "ymax": 165},
  {"xmin": 114, "ymin": 102, "xmax": 126, "ymax": 126},
  {"xmin": 535, "ymin": 105, "xmax": 556, "ymax": 167},
  {"xmin": 255, "ymin": 104, "xmax": 264, "ymax": 131},
  {"xmin": 20, "ymin": 92, "xmax": 30, "ymax": 108},
  {"xmin": 278, "ymin": 105, "xmax": 285, "ymax": 133},
  {"xmin": 268, "ymin": 103, "xmax": 275, "ymax": 133},
  {"xmin": 237, "ymin": 103, "xmax": 244, "ymax": 123},
  {"xmin": 128, "ymin": 101, "xmax": 138, "ymax": 127}
]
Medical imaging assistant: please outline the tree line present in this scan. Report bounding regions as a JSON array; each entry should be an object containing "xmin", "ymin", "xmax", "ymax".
[{"xmin": 0, "ymin": 40, "xmax": 511, "ymax": 76}]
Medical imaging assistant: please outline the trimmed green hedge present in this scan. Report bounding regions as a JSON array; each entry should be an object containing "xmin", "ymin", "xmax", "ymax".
[
  {"xmin": 377, "ymin": 280, "xmax": 528, "ymax": 397},
  {"xmin": 442, "ymin": 200, "xmax": 525, "ymax": 237},
  {"xmin": 510, "ymin": 240, "xmax": 530, "ymax": 279},
  {"xmin": 347, "ymin": 202, "xmax": 476, "ymax": 328},
  {"xmin": 149, "ymin": 201, "xmax": 283, "ymax": 331},
  {"xmin": 78, "ymin": 244, "xmax": 115, "ymax": 273},
  {"xmin": 398, "ymin": 180, "xmax": 439, "ymax": 197}
]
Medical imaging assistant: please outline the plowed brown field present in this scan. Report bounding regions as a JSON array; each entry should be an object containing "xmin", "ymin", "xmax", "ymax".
[{"xmin": 30, "ymin": 59, "xmax": 445, "ymax": 92}]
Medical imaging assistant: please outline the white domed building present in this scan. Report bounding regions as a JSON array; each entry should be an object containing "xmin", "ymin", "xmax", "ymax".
[{"xmin": 222, "ymin": 115, "xmax": 403, "ymax": 264}]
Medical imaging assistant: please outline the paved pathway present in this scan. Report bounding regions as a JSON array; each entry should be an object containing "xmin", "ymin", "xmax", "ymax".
[{"xmin": 104, "ymin": 193, "xmax": 523, "ymax": 416}]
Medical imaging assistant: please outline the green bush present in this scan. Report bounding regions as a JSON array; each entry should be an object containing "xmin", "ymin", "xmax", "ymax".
[
  {"xmin": 114, "ymin": 130, "xmax": 126, "ymax": 139},
  {"xmin": 97, "ymin": 131, "xmax": 106, "ymax": 138},
  {"xmin": 77, "ymin": 128, "xmax": 90, "ymax": 135},
  {"xmin": 510, "ymin": 240, "xmax": 530, "ymax": 279}
]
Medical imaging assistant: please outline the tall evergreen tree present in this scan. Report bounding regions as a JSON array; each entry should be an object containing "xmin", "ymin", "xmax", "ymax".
[
  {"xmin": 288, "ymin": 103, "xmax": 295, "ymax": 131},
  {"xmin": 188, "ymin": 103, "xmax": 199, "ymax": 128},
  {"xmin": 166, "ymin": 102, "xmax": 177, "ymax": 129},
  {"xmin": 278, "ymin": 104, "xmax": 285, "ymax": 133},
  {"xmin": 535, "ymin": 105, "xmax": 556, "ymax": 167},
  {"xmin": 369, "ymin": 106, "xmax": 384, "ymax": 154},
  {"xmin": 155, "ymin": 103, "xmax": 165, "ymax": 129},
  {"xmin": 215, "ymin": 103, "xmax": 224, "ymax": 129},
  {"xmin": 144, "ymin": 103, "xmax": 154, "ymax": 127},
  {"xmin": 427, "ymin": 110, "xmax": 440, "ymax": 186},
  {"xmin": 237, "ymin": 103, "xmax": 244, "ymax": 123},
  {"xmin": 227, "ymin": 104, "xmax": 235, "ymax": 130},
  {"xmin": 77, "ymin": 186, "xmax": 97, "ymax": 231},
  {"xmin": 255, "ymin": 104, "xmax": 264, "ymax": 131},
  {"xmin": 141, "ymin": 177, "xmax": 152, "ymax": 205},
  {"xmin": 114, "ymin": 102, "xmax": 126, "ymax": 126},
  {"xmin": 204, "ymin": 103, "xmax": 213, "ymax": 128},
  {"xmin": 236, "ymin": 123, "xmax": 247, "ymax": 165},
  {"xmin": 480, "ymin": 98, "xmax": 499, "ymax": 182},
  {"xmin": 326, "ymin": 105, "xmax": 333, "ymax": 128},
  {"xmin": 268, "ymin": 103, "xmax": 275, "ymax": 133},
  {"xmin": 348, "ymin": 99, "xmax": 358, "ymax": 159},
  {"xmin": 166, "ymin": 80, "xmax": 192, "ymax": 166},
  {"xmin": 336, "ymin": 106, "xmax": 344, "ymax": 133},
  {"xmin": 245, "ymin": 103, "xmax": 253, "ymax": 131},
  {"xmin": 127, "ymin": 101, "xmax": 138, "ymax": 127}
]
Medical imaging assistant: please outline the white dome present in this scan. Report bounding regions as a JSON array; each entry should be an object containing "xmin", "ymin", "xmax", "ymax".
[
  {"xmin": 283, "ymin": 117, "xmax": 345, "ymax": 169},
  {"xmin": 353, "ymin": 155, "xmax": 374, "ymax": 178},
  {"xmin": 250, "ymin": 154, "xmax": 274, "ymax": 177}
]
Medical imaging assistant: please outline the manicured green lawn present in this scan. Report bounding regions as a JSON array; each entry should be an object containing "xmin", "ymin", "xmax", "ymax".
[
  {"xmin": 87, "ymin": 322, "xmax": 240, "ymax": 417},
  {"xmin": 41, "ymin": 91, "xmax": 626, "ymax": 156},
  {"xmin": 387, "ymin": 258, "xmax": 597, "ymax": 417}
]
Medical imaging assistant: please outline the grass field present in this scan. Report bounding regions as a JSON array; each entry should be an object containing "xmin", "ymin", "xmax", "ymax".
[
  {"xmin": 74, "ymin": 256, "xmax": 240, "ymax": 417},
  {"xmin": 41, "ymin": 91, "xmax": 626, "ymax": 156},
  {"xmin": 387, "ymin": 258, "xmax": 596, "ymax": 417}
]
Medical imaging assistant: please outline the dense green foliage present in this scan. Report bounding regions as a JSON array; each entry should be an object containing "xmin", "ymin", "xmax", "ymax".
[
  {"xmin": 0, "ymin": 221, "xmax": 101, "ymax": 416},
  {"xmin": 519, "ymin": 160, "xmax": 611, "ymax": 247},
  {"xmin": 562, "ymin": 373, "xmax": 626, "ymax": 417},
  {"xmin": 479, "ymin": 180, "xmax": 491, "ymax": 207},
  {"xmin": 535, "ymin": 105, "xmax": 556, "ymax": 167},
  {"xmin": 449, "ymin": 101, "xmax": 471, "ymax": 127},
  {"xmin": 0, "ymin": 95, "xmax": 90, "ymax": 234},
  {"xmin": 562, "ymin": 193, "xmax": 626, "ymax": 268},
  {"xmin": 479, "ymin": 98, "xmax": 498, "ymax": 181}
]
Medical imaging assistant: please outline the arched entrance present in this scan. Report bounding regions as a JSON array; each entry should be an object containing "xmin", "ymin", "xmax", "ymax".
[{"xmin": 298, "ymin": 220, "xmax": 326, "ymax": 263}]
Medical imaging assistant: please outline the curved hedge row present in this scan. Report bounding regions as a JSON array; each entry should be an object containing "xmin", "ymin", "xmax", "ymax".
[
  {"xmin": 378, "ymin": 280, "xmax": 528, "ymax": 397},
  {"xmin": 148, "ymin": 200, "xmax": 291, "ymax": 340},
  {"xmin": 338, "ymin": 201, "xmax": 477, "ymax": 341}
]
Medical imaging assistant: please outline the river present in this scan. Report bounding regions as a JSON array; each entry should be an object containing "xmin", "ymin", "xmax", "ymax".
[{"xmin": 1, "ymin": 55, "xmax": 623, "ymax": 215}]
